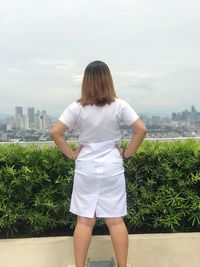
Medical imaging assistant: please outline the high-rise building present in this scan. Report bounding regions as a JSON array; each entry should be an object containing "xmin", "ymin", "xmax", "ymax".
[
  {"xmin": 15, "ymin": 106, "xmax": 23, "ymax": 129},
  {"xmin": 41, "ymin": 110, "xmax": 46, "ymax": 116},
  {"xmin": 191, "ymin": 106, "xmax": 196, "ymax": 113},
  {"xmin": 39, "ymin": 113, "xmax": 49, "ymax": 131},
  {"xmin": 0, "ymin": 131, "xmax": 7, "ymax": 141},
  {"xmin": 28, "ymin": 107, "xmax": 35, "ymax": 122},
  {"xmin": 12, "ymin": 106, "xmax": 49, "ymax": 131},
  {"xmin": 39, "ymin": 115, "xmax": 45, "ymax": 130},
  {"xmin": 35, "ymin": 110, "xmax": 40, "ymax": 129},
  {"xmin": 15, "ymin": 106, "xmax": 23, "ymax": 116},
  {"xmin": 172, "ymin": 112, "xmax": 176, "ymax": 120},
  {"xmin": 28, "ymin": 107, "xmax": 35, "ymax": 129},
  {"xmin": 191, "ymin": 106, "xmax": 198, "ymax": 122},
  {"xmin": 152, "ymin": 116, "xmax": 160, "ymax": 126}
]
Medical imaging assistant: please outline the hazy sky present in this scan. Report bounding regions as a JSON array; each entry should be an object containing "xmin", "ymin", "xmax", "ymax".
[{"xmin": 0, "ymin": 0, "xmax": 200, "ymax": 116}]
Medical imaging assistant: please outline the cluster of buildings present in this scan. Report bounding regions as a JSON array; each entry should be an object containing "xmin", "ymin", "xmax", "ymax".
[
  {"xmin": 172, "ymin": 106, "xmax": 200, "ymax": 122},
  {"xmin": 6, "ymin": 106, "xmax": 50, "ymax": 132},
  {"xmin": 0, "ymin": 106, "xmax": 51, "ymax": 142},
  {"xmin": 144, "ymin": 106, "xmax": 200, "ymax": 138},
  {"xmin": 0, "ymin": 105, "xmax": 200, "ymax": 142}
]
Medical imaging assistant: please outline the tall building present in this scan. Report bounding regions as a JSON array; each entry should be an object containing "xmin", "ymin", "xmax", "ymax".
[
  {"xmin": 39, "ymin": 111, "xmax": 49, "ymax": 131},
  {"xmin": 35, "ymin": 110, "xmax": 40, "ymax": 130},
  {"xmin": 41, "ymin": 110, "xmax": 46, "ymax": 116},
  {"xmin": 15, "ymin": 106, "xmax": 23, "ymax": 129},
  {"xmin": 39, "ymin": 115, "xmax": 45, "ymax": 130},
  {"xmin": 191, "ymin": 106, "xmax": 196, "ymax": 113},
  {"xmin": 12, "ymin": 106, "xmax": 49, "ymax": 131},
  {"xmin": 15, "ymin": 106, "xmax": 23, "ymax": 116},
  {"xmin": 28, "ymin": 107, "xmax": 35, "ymax": 129},
  {"xmin": 0, "ymin": 131, "xmax": 8, "ymax": 141},
  {"xmin": 172, "ymin": 112, "xmax": 176, "ymax": 120},
  {"xmin": 152, "ymin": 116, "xmax": 160, "ymax": 126},
  {"xmin": 191, "ymin": 105, "xmax": 198, "ymax": 122}
]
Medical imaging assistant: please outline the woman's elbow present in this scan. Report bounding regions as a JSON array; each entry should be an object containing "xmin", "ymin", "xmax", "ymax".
[
  {"xmin": 50, "ymin": 129, "xmax": 60, "ymax": 140},
  {"xmin": 143, "ymin": 127, "xmax": 148, "ymax": 134},
  {"xmin": 50, "ymin": 131, "xmax": 55, "ymax": 140},
  {"xmin": 135, "ymin": 127, "xmax": 148, "ymax": 135}
]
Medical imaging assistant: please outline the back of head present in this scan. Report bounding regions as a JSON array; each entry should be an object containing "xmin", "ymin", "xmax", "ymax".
[{"xmin": 78, "ymin": 60, "xmax": 117, "ymax": 106}]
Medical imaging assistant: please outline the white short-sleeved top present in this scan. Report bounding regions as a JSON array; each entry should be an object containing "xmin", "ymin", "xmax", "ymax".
[{"xmin": 58, "ymin": 98, "xmax": 139, "ymax": 144}]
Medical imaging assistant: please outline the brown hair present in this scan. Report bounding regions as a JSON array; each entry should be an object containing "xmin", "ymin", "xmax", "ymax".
[{"xmin": 77, "ymin": 60, "xmax": 117, "ymax": 106}]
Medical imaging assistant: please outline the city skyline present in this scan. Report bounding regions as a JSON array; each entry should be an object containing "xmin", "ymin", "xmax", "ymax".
[
  {"xmin": 1, "ymin": 102, "xmax": 200, "ymax": 142},
  {"xmin": 1, "ymin": 0, "xmax": 200, "ymax": 115},
  {"xmin": 0, "ymin": 104, "xmax": 199, "ymax": 120}
]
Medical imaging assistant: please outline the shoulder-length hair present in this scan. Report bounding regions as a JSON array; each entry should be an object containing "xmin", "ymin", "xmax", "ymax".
[{"xmin": 77, "ymin": 60, "xmax": 117, "ymax": 106}]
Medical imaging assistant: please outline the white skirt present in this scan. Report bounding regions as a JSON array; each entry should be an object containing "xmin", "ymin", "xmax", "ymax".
[{"xmin": 69, "ymin": 140, "xmax": 127, "ymax": 218}]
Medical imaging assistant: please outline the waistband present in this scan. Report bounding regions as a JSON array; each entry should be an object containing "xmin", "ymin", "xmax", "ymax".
[{"xmin": 79, "ymin": 140, "xmax": 119, "ymax": 151}]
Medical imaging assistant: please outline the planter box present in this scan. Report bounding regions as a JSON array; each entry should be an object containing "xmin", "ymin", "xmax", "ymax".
[{"xmin": 0, "ymin": 233, "xmax": 200, "ymax": 267}]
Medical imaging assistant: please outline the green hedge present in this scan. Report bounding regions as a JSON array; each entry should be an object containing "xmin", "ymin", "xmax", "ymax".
[{"xmin": 0, "ymin": 139, "xmax": 199, "ymax": 238}]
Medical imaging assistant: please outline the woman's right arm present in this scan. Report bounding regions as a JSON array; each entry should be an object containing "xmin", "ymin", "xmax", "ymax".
[
  {"xmin": 50, "ymin": 121, "xmax": 81, "ymax": 160},
  {"xmin": 123, "ymin": 118, "xmax": 147, "ymax": 158}
]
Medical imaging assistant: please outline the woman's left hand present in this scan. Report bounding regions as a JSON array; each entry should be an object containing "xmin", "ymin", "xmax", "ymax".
[{"xmin": 115, "ymin": 144, "xmax": 124, "ymax": 158}]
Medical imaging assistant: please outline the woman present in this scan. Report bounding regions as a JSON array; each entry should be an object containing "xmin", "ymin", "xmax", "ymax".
[{"xmin": 51, "ymin": 60, "xmax": 147, "ymax": 267}]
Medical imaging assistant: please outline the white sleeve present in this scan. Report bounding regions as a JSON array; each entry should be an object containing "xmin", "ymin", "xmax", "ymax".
[
  {"xmin": 58, "ymin": 102, "xmax": 79, "ymax": 128},
  {"xmin": 121, "ymin": 101, "xmax": 139, "ymax": 126}
]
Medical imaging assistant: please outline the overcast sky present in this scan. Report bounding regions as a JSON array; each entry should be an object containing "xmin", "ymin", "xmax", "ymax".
[{"xmin": 0, "ymin": 0, "xmax": 200, "ymax": 117}]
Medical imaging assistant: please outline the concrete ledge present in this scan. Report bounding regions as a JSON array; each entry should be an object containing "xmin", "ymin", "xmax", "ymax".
[{"xmin": 0, "ymin": 233, "xmax": 200, "ymax": 267}]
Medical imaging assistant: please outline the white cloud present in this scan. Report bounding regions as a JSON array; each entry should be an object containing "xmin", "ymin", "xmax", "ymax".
[
  {"xmin": 73, "ymin": 75, "xmax": 83, "ymax": 85},
  {"xmin": 8, "ymin": 68, "xmax": 24, "ymax": 74},
  {"xmin": 0, "ymin": 0, "xmax": 200, "ymax": 115},
  {"xmin": 32, "ymin": 59, "xmax": 76, "ymax": 69}
]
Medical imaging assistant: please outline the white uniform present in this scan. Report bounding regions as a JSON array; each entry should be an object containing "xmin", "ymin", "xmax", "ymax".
[{"xmin": 58, "ymin": 98, "xmax": 139, "ymax": 218}]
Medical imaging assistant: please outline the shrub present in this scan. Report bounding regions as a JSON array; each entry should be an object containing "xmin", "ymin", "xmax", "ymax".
[{"xmin": 0, "ymin": 139, "xmax": 199, "ymax": 238}]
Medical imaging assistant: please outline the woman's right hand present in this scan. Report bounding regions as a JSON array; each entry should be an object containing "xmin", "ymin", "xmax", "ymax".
[{"xmin": 71, "ymin": 144, "xmax": 84, "ymax": 160}]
